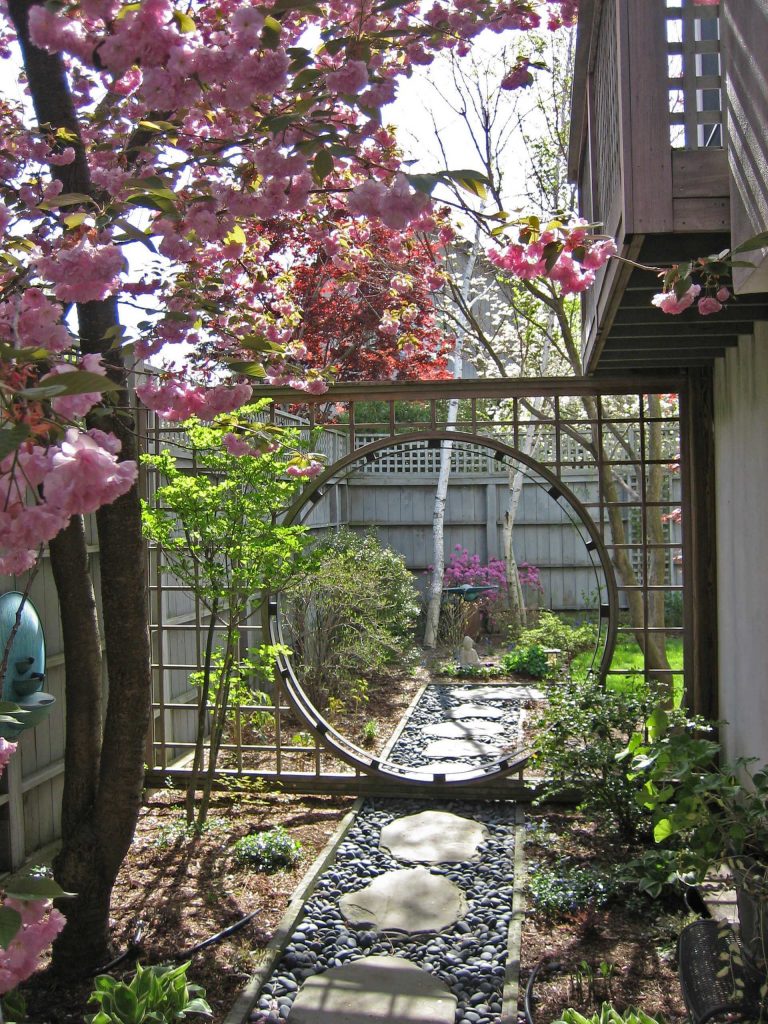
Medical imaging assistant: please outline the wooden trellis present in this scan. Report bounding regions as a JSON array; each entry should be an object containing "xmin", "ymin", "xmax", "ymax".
[{"xmin": 142, "ymin": 375, "xmax": 713, "ymax": 798}]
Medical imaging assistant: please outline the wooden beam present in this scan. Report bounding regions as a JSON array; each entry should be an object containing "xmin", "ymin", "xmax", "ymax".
[
  {"xmin": 247, "ymin": 375, "xmax": 689, "ymax": 404},
  {"xmin": 679, "ymin": 368, "xmax": 718, "ymax": 720}
]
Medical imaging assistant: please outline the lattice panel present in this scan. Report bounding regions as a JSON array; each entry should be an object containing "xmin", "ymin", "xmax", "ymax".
[
  {"xmin": 592, "ymin": 0, "xmax": 621, "ymax": 229},
  {"xmin": 666, "ymin": 0, "xmax": 723, "ymax": 149},
  {"xmin": 142, "ymin": 382, "xmax": 689, "ymax": 796}
]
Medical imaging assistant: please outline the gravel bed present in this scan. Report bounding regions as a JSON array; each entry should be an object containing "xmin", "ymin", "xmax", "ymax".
[
  {"xmin": 387, "ymin": 683, "xmax": 524, "ymax": 769},
  {"xmin": 252, "ymin": 797, "xmax": 518, "ymax": 1024}
]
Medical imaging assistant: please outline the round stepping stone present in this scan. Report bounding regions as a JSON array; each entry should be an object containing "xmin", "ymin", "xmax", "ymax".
[
  {"xmin": 339, "ymin": 866, "xmax": 467, "ymax": 933},
  {"xmin": 422, "ymin": 720, "xmax": 505, "ymax": 739},
  {"xmin": 380, "ymin": 810, "xmax": 489, "ymax": 863},
  {"xmin": 411, "ymin": 761, "xmax": 475, "ymax": 774},
  {"xmin": 288, "ymin": 955, "xmax": 457, "ymax": 1024},
  {"xmin": 453, "ymin": 685, "xmax": 530, "ymax": 700},
  {"xmin": 447, "ymin": 703, "xmax": 505, "ymax": 720},
  {"xmin": 423, "ymin": 738, "xmax": 504, "ymax": 759}
]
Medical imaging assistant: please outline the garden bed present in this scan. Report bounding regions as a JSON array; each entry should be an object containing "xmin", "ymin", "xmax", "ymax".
[
  {"xmin": 520, "ymin": 808, "xmax": 691, "ymax": 1024},
  {"xmin": 23, "ymin": 791, "xmax": 354, "ymax": 1024}
]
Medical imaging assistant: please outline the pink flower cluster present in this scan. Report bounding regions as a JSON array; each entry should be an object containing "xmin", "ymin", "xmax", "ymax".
[
  {"xmin": 0, "ymin": 290, "xmax": 71, "ymax": 352},
  {"xmin": 0, "ymin": 432, "xmax": 137, "ymax": 576},
  {"xmin": 135, "ymin": 380, "xmax": 253, "ymax": 422},
  {"xmin": 489, "ymin": 221, "xmax": 617, "ymax": 295},
  {"xmin": 43, "ymin": 353, "xmax": 106, "ymax": 420},
  {"xmin": 347, "ymin": 175, "xmax": 430, "ymax": 231},
  {"xmin": 0, "ymin": 739, "xmax": 17, "ymax": 772},
  {"xmin": 651, "ymin": 283, "xmax": 730, "ymax": 316},
  {"xmin": 35, "ymin": 240, "xmax": 125, "ymax": 304},
  {"xmin": 443, "ymin": 545, "xmax": 542, "ymax": 600},
  {"xmin": 285, "ymin": 460, "xmax": 323, "ymax": 478},
  {"xmin": 0, "ymin": 897, "xmax": 66, "ymax": 995}
]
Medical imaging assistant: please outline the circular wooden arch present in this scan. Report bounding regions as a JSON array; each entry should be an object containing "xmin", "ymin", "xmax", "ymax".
[{"xmin": 268, "ymin": 430, "xmax": 619, "ymax": 787}]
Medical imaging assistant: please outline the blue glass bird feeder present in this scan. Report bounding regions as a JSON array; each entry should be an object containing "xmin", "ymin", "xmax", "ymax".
[{"xmin": 0, "ymin": 592, "xmax": 55, "ymax": 740}]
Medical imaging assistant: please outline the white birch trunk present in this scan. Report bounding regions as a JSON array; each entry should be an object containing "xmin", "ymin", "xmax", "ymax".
[
  {"xmin": 502, "ymin": 317, "xmax": 553, "ymax": 632},
  {"xmin": 422, "ymin": 229, "xmax": 481, "ymax": 647}
]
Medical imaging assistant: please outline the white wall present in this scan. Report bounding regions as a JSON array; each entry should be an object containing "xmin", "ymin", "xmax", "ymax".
[{"xmin": 714, "ymin": 322, "xmax": 768, "ymax": 762}]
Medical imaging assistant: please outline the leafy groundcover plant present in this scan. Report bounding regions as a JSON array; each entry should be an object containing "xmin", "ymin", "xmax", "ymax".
[
  {"xmin": 86, "ymin": 962, "xmax": 211, "ymax": 1024},
  {"xmin": 233, "ymin": 826, "xmax": 303, "ymax": 873}
]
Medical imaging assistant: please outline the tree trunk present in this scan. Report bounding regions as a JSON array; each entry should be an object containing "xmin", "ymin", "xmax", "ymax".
[
  {"xmin": 423, "ymin": 409, "xmax": 458, "ymax": 648},
  {"xmin": 423, "ymin": 227, "xmax": 481, "ymax": 647},
  {"xmin": 502, "ymin": 464, "xmax": 527, "ymax": 635},
  {"xmin": 10, "ymin": 0, "xmax": 152, "ymax": 974}
]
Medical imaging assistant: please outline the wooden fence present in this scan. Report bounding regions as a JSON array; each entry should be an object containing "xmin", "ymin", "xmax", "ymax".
[{"xmin": 1, "ymin": 381, "xmax": 688, "ymax": 864}]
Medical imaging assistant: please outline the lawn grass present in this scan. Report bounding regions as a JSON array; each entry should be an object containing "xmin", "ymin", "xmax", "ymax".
[{"xmin": 571, "ymin": 635, "xmax": 684, "ymax": 704}]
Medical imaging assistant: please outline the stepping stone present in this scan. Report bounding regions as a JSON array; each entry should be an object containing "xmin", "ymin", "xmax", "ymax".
[
  {"xmin": 339, "ymin": 866, "xmax": 467, "ymax": 933},
  {"xmin": 422, "ymin": 738, "xmax": 504, "ymax": 759},
  {"xmin": 380, "ymin": 810, "xmax": 489, "ymax": 863},
  {"xmin": 288, "ymin": 955, "xmax": 457, "ymax": 1024},
  {"xmin": 422, "ymin": 720, "xmax": 505, "ymax": 739},
  {"xmin": 411, "ymin": 761, "xmax": 475, "ymax": 774},
  {"xmin": 453, "ymin": 685, "xmax": 532, "ymax": 700},
  {"xmin": 447, "ymin": 703, "xmax": 505, "ymax": 720}
]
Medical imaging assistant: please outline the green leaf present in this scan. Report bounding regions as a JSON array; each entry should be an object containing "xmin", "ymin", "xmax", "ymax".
[
  {"xmin": 36, "ymin": 192, "xmax": 95, "ymax": 211},
  {"xmin": 405, "ymin": 173, "xmax": 441, "ymax": 196},
  {"xmin": 239, "ymin": 334, "xmax": 282, "ymax": 353},
  {"xmin": 732, "ymin": 231, "xmax": 768, "ymax": 254},
  {"xmin": 0, "ymin": 422, "xmax": 31, "ymax": 461},
  {"xmin": 63, "ymin": 211, "xmax": 90, "ymax": 229},
  {"xmin": 653, "ymin": 817, "xmax": 674, "ymax": 843},
  {"xmin": 227, "ymin": 361, "xmax": 267, "ymax": 378},
  {"xmin": 113, "ymin": 985, "xmax": 139, "ymax": 1023},
  {"xmin": 173, "ymin": 9, "xmax": 196, "ymax": 32},
  {"xmin": 0, "ymin": 906, "xmax": 22, "ymax": 949},
  {"xmin": 262, "ymin": 15, "xmax": 282, "ymax": 48},
  {"xmin": 138, "ymin": 120, "xmax": 180, "ymax": 133},
  {"xmin": 443, "ymin": 168, "xmax": 488, "ymax": 199},
  {"xmin": 5, "ymin": 876, "xmax": 76, "ymax": 900},
  {"xmin": 313, "ymin": 148, "xmax": 334, "ymax": 182},
  {"xmin": 20, "ymin": 370, "xmax": 121, "ymax": 400},
  {"xmin": 647, "ymin": 707, "xmax": 669, "ymax": 740}
]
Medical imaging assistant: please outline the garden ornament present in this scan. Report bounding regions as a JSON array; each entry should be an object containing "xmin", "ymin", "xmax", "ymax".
[
  {"xmin": 0, "ymin": 592, "xmax": 55, "ymax": 739},
  {"xmin": 459, "ymin": 636, "xmax": 481, "ymax": 668}
]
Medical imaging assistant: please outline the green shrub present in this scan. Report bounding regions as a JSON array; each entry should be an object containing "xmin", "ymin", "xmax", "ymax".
[
  {"xmin": 663, "ymin": 590, "xmax": 683, "ymax": 628},
  {"xmin": 233, "ymin": 826, "xmax": 302, "ymax": 872},
  {"xmin": 552, "ymin": 1005, "xmax": 666, "ymax": 1024},
  {"xmin": 87, "ymin": 962, "xmax": 211, "ymax": 1024},
  {"xmin": 509, "ymin": 611, "xmax": 598, "ymax": 667},
  {"xmin": 282, "ymin": 529, "xmax": 419, "ymax": 708},
  {"xmin": 361, "ymin": 719, "xmax": 379, "ymax": 746},
  {"xmin": 528, "ymin": 862, "xmax": 632, "ymax": 918},
  {"xmin": 502, "ymin": 643, "xmax": 550, "ymax": 679},
  {"xmin": 531, "ymin": 674, "xmax": 659, "ymax": 839}
]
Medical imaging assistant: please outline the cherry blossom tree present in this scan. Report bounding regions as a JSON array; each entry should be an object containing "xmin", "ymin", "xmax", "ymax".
[{"xmin": 1, "ymin": 0, "xmax": 578, "ymax": 974}]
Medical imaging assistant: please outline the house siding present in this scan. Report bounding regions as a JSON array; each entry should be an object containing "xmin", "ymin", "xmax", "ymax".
[{"xmin": 714, "ymin": 322, "xmax": 768, "ymax": 762}]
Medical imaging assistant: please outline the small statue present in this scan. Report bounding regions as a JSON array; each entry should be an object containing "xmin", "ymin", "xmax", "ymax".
[{"xmin": 459, "ymin": 635, "xmax": 480, "ymax": 667}]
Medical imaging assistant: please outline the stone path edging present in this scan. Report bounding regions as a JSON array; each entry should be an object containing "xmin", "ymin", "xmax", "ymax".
[
  {"xmin": 500, "ymin": 804, "xmax": 527, "ymax": 1024},
  {"xmin": 224, "ymin": 796, "xmax": 365, "ymax": 1024}
]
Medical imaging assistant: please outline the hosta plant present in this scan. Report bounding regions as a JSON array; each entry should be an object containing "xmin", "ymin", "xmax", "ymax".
[{"xmin": 86, "ymin": 962, "xmax": 211, "ymax": 1024}]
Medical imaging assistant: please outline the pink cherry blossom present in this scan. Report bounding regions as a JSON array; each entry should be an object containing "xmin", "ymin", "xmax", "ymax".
[
  {"xmin": 326, "ymin": 60, "xmax": 369, "ymax": 95},
  {"xmin": 0, "ymin": 289, "xmax": 71, "ymax": 352},
  {"xmin": 716, "ymin": 285, "xmax": 731, "ymax": 302},
  {"xmin": 501, "ymin": 59, "xmax": 533, "ymax": 90},
  {"xmin": 0, "ymin": 897, "xmax": 66, "ymax": 995},
  {"xmin": 36, "ymin": 240, "xmax": 125, "ymax": 304},
  {"xmin": 0, "ymin": 739, "xmax": 17, "ymax": 772},
  {"xmin": 44, "ymin": 429, "xmax": 137, "ymax": 516},
  {"xmin": 44, "ymin": 354, "xmax": 106, "ymax": 420},
  {"xmin": 697, "ymin": 295, "xmax": 723, "ymax": 315},
  {"xmin": 652, "ymin": 283, "xmax": 701, "ymax": 315}
]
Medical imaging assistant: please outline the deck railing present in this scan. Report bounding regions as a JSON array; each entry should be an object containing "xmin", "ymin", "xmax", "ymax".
[{"xmin": 666, "ymin": 0, "xmax": 723, "ymax": 150}]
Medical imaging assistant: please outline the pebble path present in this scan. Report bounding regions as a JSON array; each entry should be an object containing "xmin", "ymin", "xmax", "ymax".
[{"xmin": 250, "ymin": 681, "xmax": 530, "ymax": 1024}]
